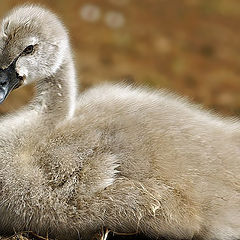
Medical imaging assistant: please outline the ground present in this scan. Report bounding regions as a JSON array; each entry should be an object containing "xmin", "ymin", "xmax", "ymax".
[{"xmin": 0, "ymin": 0, "xmax": 240, "ymax": 239}]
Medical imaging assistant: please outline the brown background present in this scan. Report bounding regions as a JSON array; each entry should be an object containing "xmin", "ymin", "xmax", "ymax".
[
  {"xmin": 0, "ymin": 1, "xmax": 240, "ymax": 239},
  {"xmin": 0, "ymin": 0, "xmax": 240, "ymax": 117}
]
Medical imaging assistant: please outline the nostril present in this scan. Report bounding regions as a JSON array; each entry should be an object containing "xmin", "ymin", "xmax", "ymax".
[
  {"xmin": 0, "ymin": 80, "xmax": 7, "ymax": 87},
  {"xmin": 1, "ymin": 80, "xmax": 7, "ymax": 87}
]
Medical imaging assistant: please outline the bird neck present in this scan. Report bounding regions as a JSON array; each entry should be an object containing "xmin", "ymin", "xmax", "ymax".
[{"xmin": 32, "ymin": 49, "xmax": 77, "ymax": 125}]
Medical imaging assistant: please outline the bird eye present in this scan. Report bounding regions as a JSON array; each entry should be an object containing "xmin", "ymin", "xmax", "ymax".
[{"xmin": 23, "ymin": 45, "xmax": 34, "ymax": 55}]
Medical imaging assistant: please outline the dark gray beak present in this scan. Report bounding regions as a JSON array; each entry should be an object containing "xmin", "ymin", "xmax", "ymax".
[{"xmin": 0, "ymin": 60, "xmax": 22, "ymax": 104}]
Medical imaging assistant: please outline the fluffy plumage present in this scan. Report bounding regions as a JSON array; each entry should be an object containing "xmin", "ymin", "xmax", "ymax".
[{"xmin": 0, "ymin": 4, "xmax": 239, "ymax": 240}]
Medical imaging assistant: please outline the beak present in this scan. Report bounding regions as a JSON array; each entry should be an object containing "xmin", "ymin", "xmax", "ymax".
[{"xmin": 0, "ymin": 60, "xmax": 22, "ymax": 104}]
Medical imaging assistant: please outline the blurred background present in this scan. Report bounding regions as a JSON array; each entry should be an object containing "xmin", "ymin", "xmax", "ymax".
[
  {"xmin": 0, "ymin": 1, "xmax": 240, "ymax": 239},
  {"xmin": 0, "ymin": 0, "xmax": 240, "ymax": 116}
]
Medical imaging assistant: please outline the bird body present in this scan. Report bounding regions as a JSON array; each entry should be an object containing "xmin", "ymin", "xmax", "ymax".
[{"xmin": 0, "ymin": 4, "xmax": 239, "ymax": 240}]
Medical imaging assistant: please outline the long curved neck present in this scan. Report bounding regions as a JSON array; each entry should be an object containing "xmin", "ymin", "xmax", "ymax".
[
  {"xmin": 0, "ymin": 46, "xmax": 77, "ymax": 137},
  {"xmin": 31, "ymin": 49, "xmax": 77, "ymax": 126}
]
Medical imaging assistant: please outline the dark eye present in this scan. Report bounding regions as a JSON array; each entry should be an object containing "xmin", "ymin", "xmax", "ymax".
[{"xmin": 23, "ymin": 45, "xmax": 34, "ymax": 55}]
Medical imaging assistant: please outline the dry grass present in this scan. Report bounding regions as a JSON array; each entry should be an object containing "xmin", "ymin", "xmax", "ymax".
[
  {"xmin": 0, "ymin": 232, "xmax": 51, "ymax": 240},
  {"xmin": 0, "ymin": 230, "xmax": 150, "ymax": 240}
]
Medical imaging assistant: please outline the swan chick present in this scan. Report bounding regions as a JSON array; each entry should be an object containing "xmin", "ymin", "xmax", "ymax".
[{"xmin": 0, "ymin": 4, "xmax": 240, "ymax": 240}]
